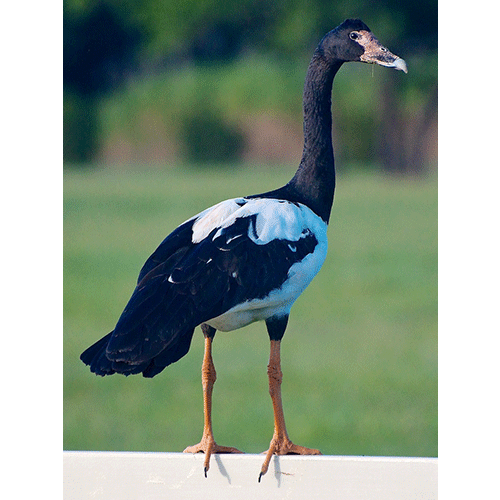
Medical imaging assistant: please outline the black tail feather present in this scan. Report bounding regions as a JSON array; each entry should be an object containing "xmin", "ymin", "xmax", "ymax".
[
  {"xmin": 80, "ymin": 332, "xmax": 115, "ymax": 375},
  {"xmin": 80, "ymin": 325, "xmax": 196, "ymax": 378},
  {"xmin": 80, "ymin": 332, "xmax": 148, "ymax": 376}
]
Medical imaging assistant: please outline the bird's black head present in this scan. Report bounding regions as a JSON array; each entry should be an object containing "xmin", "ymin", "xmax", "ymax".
[{"xmin": 318, "ymin": 18, "xmax": 407, "ymax": 73}]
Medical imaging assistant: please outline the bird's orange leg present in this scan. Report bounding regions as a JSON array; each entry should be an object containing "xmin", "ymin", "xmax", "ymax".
[
  {"xmin": 259, "ymin": 339, "xmax": 321, "ymax": 481},
  {"xmin": 183, "ymin": 325, "xmax": 242, "ymax": 476}
]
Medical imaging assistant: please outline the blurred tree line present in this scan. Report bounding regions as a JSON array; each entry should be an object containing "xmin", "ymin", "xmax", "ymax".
[{"xmin": 64, "ymin": 0, "xmax": 437, "ymax": 173}]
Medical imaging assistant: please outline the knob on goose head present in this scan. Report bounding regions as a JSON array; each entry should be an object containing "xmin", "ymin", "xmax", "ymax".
[{"xmin": 317, "ymin": 18, "xmax": 408, "ymax": 73}]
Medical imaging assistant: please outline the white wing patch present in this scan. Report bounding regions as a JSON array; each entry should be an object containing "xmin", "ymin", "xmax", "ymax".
[
  {"xmin": 191, "ymin": 198, "xmax": 247, "ymax": 244},
  {"xmin": 191, "ymin": 197, "xmax": 326, "ymax": 246}
]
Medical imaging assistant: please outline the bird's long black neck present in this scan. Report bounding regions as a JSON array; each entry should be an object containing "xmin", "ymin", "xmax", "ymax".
[
  {"xmin": 254, "ymin": 50, "xmax": 342, "ymax": 224},
  {"xmin": 287, "ymin": 52, "xmax": 342, "ymax": 223}
]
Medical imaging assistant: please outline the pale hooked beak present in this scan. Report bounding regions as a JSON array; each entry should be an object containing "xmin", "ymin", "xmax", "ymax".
[
  {"xmin": 356, "ymin": 30, "xmax": 408, "ymax": 74},
  {"xmin": 378, "ymin": 56, "xmax": 408, "ymax": 74}
]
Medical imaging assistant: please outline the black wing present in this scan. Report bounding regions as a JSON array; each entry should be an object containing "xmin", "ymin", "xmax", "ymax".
[
  {"xmin": 81, "ymin": 218, "xmax": 198, "ymax": 376},
  {"xmin": 81, "ymin": 211, "xmax": 318, "ymax": 378}
]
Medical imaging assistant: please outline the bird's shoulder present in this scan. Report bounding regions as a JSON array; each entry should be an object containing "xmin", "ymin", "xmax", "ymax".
[{"xmin": 191, "ymin": 196, "xmax": 328, "ymax": 246}]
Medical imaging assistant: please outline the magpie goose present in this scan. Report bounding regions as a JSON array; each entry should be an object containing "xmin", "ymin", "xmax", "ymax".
[{"xmin": 80, "ymin": 18, "xmax": 407, "ymax": 481}]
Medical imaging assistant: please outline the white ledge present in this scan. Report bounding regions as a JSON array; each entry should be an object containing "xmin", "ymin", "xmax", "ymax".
[{"xmin": 63, "ymin": 451, "xmax": 437, "ymax": 499}]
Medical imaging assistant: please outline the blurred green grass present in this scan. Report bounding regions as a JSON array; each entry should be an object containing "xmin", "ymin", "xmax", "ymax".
[{"xmin": 64, "ymin": 165, "xmax": 437, "ymax": 457}]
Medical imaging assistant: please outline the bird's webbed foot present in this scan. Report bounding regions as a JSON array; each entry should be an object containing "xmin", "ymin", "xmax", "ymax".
[
  {"xmin": 259, "ymin": 434, "xmax": 321, "ymax": 482},
  {"xmin": 184, "ymin": 434, "xmax": 243, "ymax": 477}
]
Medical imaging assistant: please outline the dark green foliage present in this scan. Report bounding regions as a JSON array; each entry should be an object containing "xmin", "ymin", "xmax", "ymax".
[
  {"xmin": 182, "ymin": 109, "xmax": 245, "ymax": 163},
  {"xmin": 63, "ymin": 1, "xmax": 437, "ymax": 169}
]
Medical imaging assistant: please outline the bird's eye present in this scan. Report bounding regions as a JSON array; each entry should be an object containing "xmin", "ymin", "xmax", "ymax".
[{"xmin": 349, "ymin": 32, "xmax": 359, "ymax": 41}]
